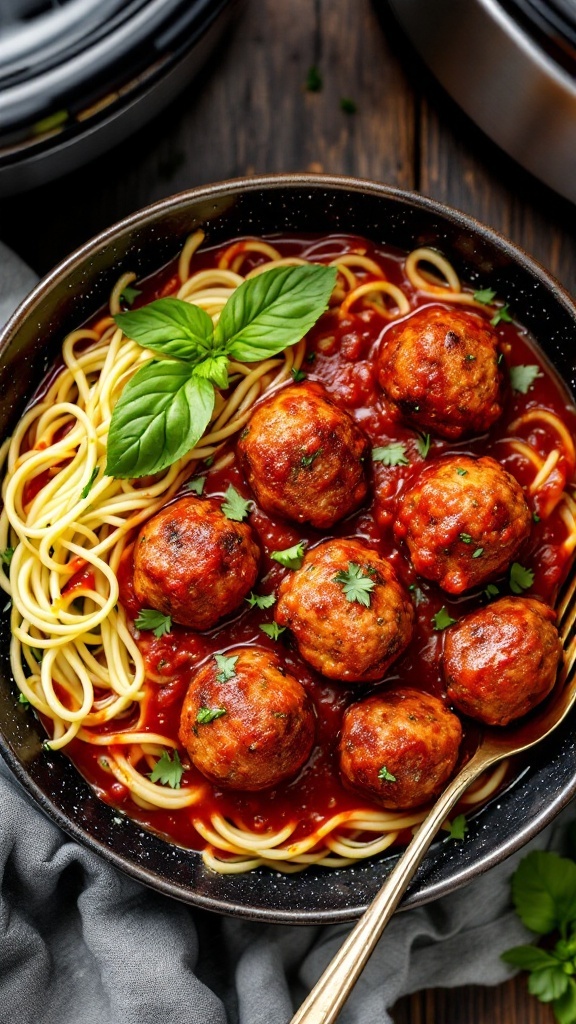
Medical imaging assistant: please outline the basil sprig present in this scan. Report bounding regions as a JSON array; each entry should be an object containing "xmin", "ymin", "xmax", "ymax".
[{"xmin": 106, "ymin": 263, "xmax": 336, "ymax": 478}]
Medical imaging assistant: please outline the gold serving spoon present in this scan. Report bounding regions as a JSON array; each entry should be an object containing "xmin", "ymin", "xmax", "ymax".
[{"xmin": 290, "ymin": 570, "xmax": 576, "ymax": 1024}]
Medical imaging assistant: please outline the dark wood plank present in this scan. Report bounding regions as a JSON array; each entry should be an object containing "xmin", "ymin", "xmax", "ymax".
[{"xmin": 392, "ymin": 974, "xmax": 555, "ymax": 1024}]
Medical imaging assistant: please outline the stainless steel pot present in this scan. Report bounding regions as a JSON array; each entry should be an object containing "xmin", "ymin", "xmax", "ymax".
[{"xmin": 387, "ymin": 0, "xmax": 576, "ymax": 204}]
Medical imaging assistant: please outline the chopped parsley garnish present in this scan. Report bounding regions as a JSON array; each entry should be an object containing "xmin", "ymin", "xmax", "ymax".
[
  {"xmin": 333, "ymin": 562, "xmax": 376, "ymax": 607},
  {"xmin": 134, "ymin": 608, "xmax": 172, "ymax": 637},
  {"xmin": 340, "ymin": 97, "xmax": 357, "ymax": 114},
  {"xmin": 464, "ymin": 354, "xmax": 476, "ymax": 362},
  {"xmin": 490, "ymin": 304, "xmax": 513, "ymax": 326},
  {"xmin": 510, "ymin": 364, "xmax": 541, "ymax": 394},
  {"xmin": 18, "ymin": 692, "xmax": 30, "ymax": 706},
  {"xmin": 80, "ymin": 467, "xmax": 99, "ymax": 500},
  {"xmin": 533, "ymin": 512, "xmax": 541, "ymax": 523},
  {"xmin": 186, "ymin": 476, "xmax": 206, "ymax": 495},
  {"xmin": 271, "ymin": 542, "xmax": 306, "ymax": 570},
  {"xmin": 372, "ymin": 442, "xmax": 409, "ymax": 467},
  {"xmin": 291, "ymin": 367, "xmax": 307, "ymax": 382},
  {"xmin": 459, "ymin": 532, "xmax": 473, "ymax": 544},
  {"xmin": 214, "ymin": 653, "xmax": 238, "ymax": 682},
  {"xmin": 510, "ymin": 562, "xmax": 534, "ymax": 594},
  {"xmin": 433, "ymin": 606, "xmax": 456, "ymax": 631},
  {"xmin": 301, "ymin": 448, "xmax": 323, "ymax": 469},
  {"xmin": 197, "ymin": 707, "xmax": 227, "ymax": 724},
  {"xmin": 446, "ymin": 814, "xmax": 468, "ymax": 841},
  {"xmin": 260, "ymin": 622, "xmax": 286, "ymax": 641},
  {"xmin": 472, "ymin": 547, "xmax": 484, "ymax": 558},
  {"xmin": 415, "ymin": 433, "xmax": 431, "ymax": 459},
  {"xmin": 378, "ymin": 766, "xmax": 396, "ymax": 782},
  {"xmin": 1, "ymin": 547, "xmax": 15, "ymax": 566},
  {"xmin": 485, "ymin": 583, "xmax": 500, "ymax": 599},
  {"xmin": 119, "ymin": 285, "xmax": 142, "ymax": 307},
  {"xmin": 149, "ymin": 750, "xmax": 184, "ymax": 788},
  {"xmin": 246, "ymin": 591, "xmax": 277, "ymax": 610},
  {"xmin": 221, "ymin": 484, "xmax": 251, "ymax": 522},
  {"xmin": 306, "ymin": 65, "xmax": 323, "ymax": 92},
  {"xmin": 473, "ymin": 287, "xmax": 497, "ymax": 304},
  {"xmin": 456, "ymin": 467, "xmax": 468, "ymax": 476}
]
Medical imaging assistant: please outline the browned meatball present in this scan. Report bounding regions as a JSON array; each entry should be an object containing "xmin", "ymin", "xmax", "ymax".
[
  {"xmin": 178, "ymin": 647, "xmax": 315, "ymax": 790},
  {"xmin": 236, "ymin": 380, "xmax": 369, "ymax": 528},
  {"xmin": 377, "ymin": 305, "xmax": 504, "ymax": 440},
  {"xmin": 443, "ymin": 597, "xmax": 561, "ymax": 726},
  {"xmin": 339, "ymin": 688, "xmax": 462, "ymax": 809},
  {"xmin": 133, "ymin": 496, "xmax": 260, "ymax": 630},
  {"xmin": 275, "ymin": 538, "xmax": 414, "ymax": 682},
  {"xmin": 394, "ymin": 455, "xmax": 531, "ymax": 594}
]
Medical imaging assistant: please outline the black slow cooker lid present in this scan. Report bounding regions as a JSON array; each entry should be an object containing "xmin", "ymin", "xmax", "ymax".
[{"xmin": 500, "ymin": 0, "xmax": 576, "ymax": 73}]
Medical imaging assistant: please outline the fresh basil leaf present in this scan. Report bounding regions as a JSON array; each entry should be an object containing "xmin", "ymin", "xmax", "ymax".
[
  {"xmin": 214, "ymin": 264, "xmax": 337, "ymax": 363},
  {"xmin": 501, "ymin": 946, "xmax": 560, "ymax": 972},
  {"xmin": 193, "ymin": 355, "xmax": 229, "ymax": 390},
  {"xmin": 106, "ymin": 360, "xmax": 214, "ymax": 478},
  {"xmin": 114, "ymin": 297, "xmax": 215, "ymax": 363}
]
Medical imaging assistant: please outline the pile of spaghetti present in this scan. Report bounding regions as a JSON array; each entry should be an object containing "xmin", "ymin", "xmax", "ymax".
[{"xmin": 1, "ymin": 232, "xmax": 575, "ymax": 874}]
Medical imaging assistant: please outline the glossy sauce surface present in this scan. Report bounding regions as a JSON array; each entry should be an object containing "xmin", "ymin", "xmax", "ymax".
[{"xmin": 65, "ymin": 235, "xmax": 576, "ymax": 850}]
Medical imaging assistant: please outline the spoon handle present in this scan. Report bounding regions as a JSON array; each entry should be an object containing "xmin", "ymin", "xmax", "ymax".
[{"xmin": 289, "ymin": 753, "xmax": 489, "ymax": 1024}]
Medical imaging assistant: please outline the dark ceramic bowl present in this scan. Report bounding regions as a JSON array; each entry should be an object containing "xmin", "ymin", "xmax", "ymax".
[{"xmin": 1, "ymin": 174, "xmax": 575, "ymax": 924}]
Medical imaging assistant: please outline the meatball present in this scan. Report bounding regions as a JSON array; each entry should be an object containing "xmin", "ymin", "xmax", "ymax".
[
  {"xmin": 275, "ymin": 538, "xmax": 414, "ymax": 682},
  {"xmin": 237, "ymin": 380, "xmax": 369, "ymax": 528},
  {"xmin": 394, "ymin": 454, "xmax": 531, "ymax": 593},
  {"xmin": 133, "ymin": 496, "xmax": 260, "ymax": 630},
  {"xmin": 178, "ymin": 647, "xmax": 315, "ymax": 790},
  {"xmin": 339, "ymin": 689, "xmax": 462, "ymax": 810},
  {"xmin": 377, "ymin": 305, "xmax": 504, "ymax": 440},
  {"xmin": 443, "ymin": 596, "xmax": 561, "ymax": 726}
]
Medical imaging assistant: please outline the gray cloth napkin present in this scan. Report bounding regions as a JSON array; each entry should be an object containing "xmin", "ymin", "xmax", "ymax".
[{"xmin": 0, "ymin": 243, "xmax": 566, "ymax": 1024}]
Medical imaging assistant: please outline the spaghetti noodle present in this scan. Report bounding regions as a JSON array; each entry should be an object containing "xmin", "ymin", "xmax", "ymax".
[{"xmin": 1, "ymin": 232, "xmax": 575, "ymax": 874}]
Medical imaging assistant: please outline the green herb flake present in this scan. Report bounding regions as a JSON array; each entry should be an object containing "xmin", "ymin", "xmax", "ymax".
[
  {"xmin": 459, "ymin": 532, "xmax": 473, "ymax": 544},
  {"xmin": 464, "ymin": 354, "xmax": 476, "ymax": 362},
  {"xmin": 433, "ymin": 607, "xmax": 456, "ymax": 631},
  {"xmin": 490, "ymin": 304, "xmax": 513, "ymax": 326},
  {"xmin": 510, "ymin": 562, "xmax": 534, "ymax": 594},
  {"xmin": 472, "ymin": 547, "xmax": 484, "ymax": 558},
  {"xmin": 416, "ymin": 432, "xmax": 431, "ymax": 459},
  {"xmin": 186, "ymin": 476, "xmax": 206, "ymax": 495},
  {"xmin": 221, "ymin": 484, "xmax": 251, "ymax": 522},
  {"xmin": 271, "ymin": 543, "xmax": 306, "ymax": 570},
  {"xmin": 291, "ymin": 367, "xmax": 307, "ymax": 383},
  {"xmin": 484, "ymin": 583, "xmax": 500, "ymax": 600},
  {"xmin": 246, "ymin": 591, "xmax": 277, "ymax": 610},
  {"xmin": 18, "ymin": 693, "xmax": 30, "ymax": 707},
  {"xmin": 1, "ymin": 547, "xmax": 15, "ymax": 566},
  {"xmin": 306, "ymin": 65, "xmax": 323, "ymax": 92},
  {"xmin": 301, "ymin": 448, "xmax": 323, "ymax": 469},
  {"xmin": 372, "ymin": 442, "xmax": 409, "ymax": 467},
  {"xmin": 134, "ymin": 608, "xmax": 172, "ymax": 638},
  {"xmin": 510, "ymin": 364, "xmax": 542, "ymax": 394},
  {"xmin": 213, "ymin": 653, "xmax": 238, "ymax": 682},
  {"xmin": 456, "ymin": 468, "xmax": 468, "ymax": 477},
  {"xmin": 259, "ymin": 622, "xmax": 286, "ymax": 641},
  {"xmin": 333, "ymin": 562, "xmax": 376, "ymax": 607},
  {"xmin": 378, "ymin": 766, "xmax": 396, "ymax": 783},
  {"xmin": 149, "ymin": 749, "xmax": 184, "ymax": 788},
  {"xmin": 340, "ymin": 97, "xmax": 357, "ymax": 114},
  {"xmin": 197, "ymin": 707, "xmax": 227, "ymax": 724},
  {"xmin": 120, "ymin": 285, "xmax": 142, "ymax": 307},
  {"xmin": 80, "ymin": 467, "xmax": 99, "ymax": 500},
  {"xmin": 446, "ymin": 814, "xmax": 468, "ymax": 841},
  {"xmin": 533, "ymin": 512, "xmax": 541, "ymax": 523},
  {"xmin": 473, "ymin": 287, "xmax": 497, "ymax": 304}
]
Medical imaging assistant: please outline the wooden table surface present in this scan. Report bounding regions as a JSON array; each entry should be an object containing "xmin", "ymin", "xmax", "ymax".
[{"xmin": 1, "ymin": 1, "xmax": 574, "ymax": 1020}]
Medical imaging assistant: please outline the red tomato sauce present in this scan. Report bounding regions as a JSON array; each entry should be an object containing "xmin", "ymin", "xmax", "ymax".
[{"xmin": 65, "ymin": 234, "xmax": 576, "ymax": 851}]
